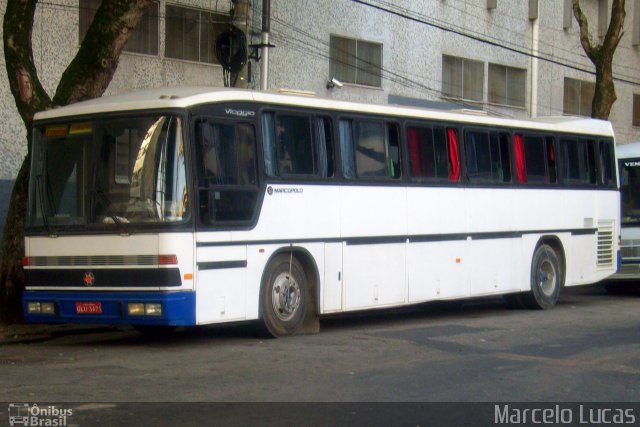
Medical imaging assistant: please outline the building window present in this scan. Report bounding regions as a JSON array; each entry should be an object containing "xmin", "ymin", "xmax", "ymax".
[
  {"xmin": 329, "ymin": 35, "xmax": 382, "ymax": 87},
  {"xmin": 442, "ymin": 55, "xmax": 484, "ymax": 102},
  {"xmin": 165, "ymin": 5, "xmax": 231, "ymax": 64},
  {"xmin": 79, "ymin": 0, "xmax": 159, "ymax": 55},
  {"xmin": 488, "ymin": 63, "xmax": 526, "ymax": 108},
  {"xmin": 563, "ymin": 77, "xmax": 595, "ymax": 117},
  {"xmin": 634, "ymin": 94, "xmax": 640, "ymax": 126}
]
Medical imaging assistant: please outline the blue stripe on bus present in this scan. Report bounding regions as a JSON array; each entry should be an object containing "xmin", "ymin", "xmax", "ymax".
[{"xmin": 22, "ymin": 290, "xmax": 196, "ymax": 326}]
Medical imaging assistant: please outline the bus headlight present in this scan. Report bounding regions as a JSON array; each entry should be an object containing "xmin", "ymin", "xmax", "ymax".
[
  {"xmin": 127, "ymin": 303, "xmax": 145, "ymax": 316},
  {"xmin": 41, "ymin": 302, "xmax": 55, "ymax": 315},
  {"xmin": 145, "ymin": 303, "xmax": 162, "ymax": 316},
  {"xmin": 127, "ymin": 303, "xmax": 162, "ymax": 316},
  {"xmin": 27, "ymin": 301, "xmax": 55, "ymax": 315}
]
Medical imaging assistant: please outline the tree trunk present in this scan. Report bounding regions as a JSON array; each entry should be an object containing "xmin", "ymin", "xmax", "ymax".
[
  {"xmin": 1, "ymin": 0, "xmax": 152, "ymax": 324},
  {"xmin": 0, "ymin": 154, "xmax": 29, "ymax": 323},
  {"xmin": 573, "ymin": 0, "xmax": 625, "ymax": 120}
]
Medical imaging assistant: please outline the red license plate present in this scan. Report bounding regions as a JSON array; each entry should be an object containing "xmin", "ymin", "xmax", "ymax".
[{"xmin": 75, "ymin": 301, "xmax": 102, "ymax": 314}]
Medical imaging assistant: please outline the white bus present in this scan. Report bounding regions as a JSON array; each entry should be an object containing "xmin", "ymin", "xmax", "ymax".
[
  {"xmin": 22, "ymin": 87, "xmax": 620, "ymax": 337},
  {"xmin": 609, "ymin": 142, "xmax": 640, "ymax": 281}
]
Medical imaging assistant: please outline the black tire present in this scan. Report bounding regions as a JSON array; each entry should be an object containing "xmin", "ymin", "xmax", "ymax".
[
  {"xmin": 260, "ymin": 253, "xmax": 308, "ymax": 337},
  {"xmin": 522, "ymin": 244, "xmax": 562, "ymax": 309}
]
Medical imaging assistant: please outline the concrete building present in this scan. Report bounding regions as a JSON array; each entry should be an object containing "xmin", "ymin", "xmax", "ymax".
[{"xmin": 1, "ymin": 0, "xmax": 639, "ymax": 241}]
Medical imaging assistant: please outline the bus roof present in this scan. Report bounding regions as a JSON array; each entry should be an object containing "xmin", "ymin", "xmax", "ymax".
[
  {"xmin": 34, "ymin": 86, "xmax": 614, "ymax": 137},
  {"xmin": 616, "ymin": 142, "xmax": 640, "ymax": 159}
]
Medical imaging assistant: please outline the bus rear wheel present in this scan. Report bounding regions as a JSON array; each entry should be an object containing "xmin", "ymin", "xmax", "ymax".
[
  {"xmin": 260, "ymin": 254, "xmax": 308, "ymax": 337},
  {"xmin": 522, "ymin": 244, "xmax": 562, "ymax": 309}
]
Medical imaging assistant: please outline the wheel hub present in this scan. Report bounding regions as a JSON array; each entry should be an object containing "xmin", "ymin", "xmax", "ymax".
[
  {"xmin": 272, "ymin": 272, "xmax": 301, "ymax": 321},
  {"xmin": 538, "ymin": 259, "xmax": 556, "ymax": 297}
]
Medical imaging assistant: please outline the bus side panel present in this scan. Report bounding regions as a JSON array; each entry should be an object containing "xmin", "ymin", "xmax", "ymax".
[
  {"xmin": 407, "ymin": 187, "xmax": 468, "ymax": 303},
  {"xmin": 466, "ymin": 188, "xmax": 518, "ymax": 296},
  {"xmin": 408, "ymin": 241, "xmax": 468, "ymax": 302},
  {"xmin": 340, "ymin": 186, "xmax": 407, "ymax": 311},
  {"xmin": 195, "ymin": 244, "xmax": 247, "ymax": 324}
]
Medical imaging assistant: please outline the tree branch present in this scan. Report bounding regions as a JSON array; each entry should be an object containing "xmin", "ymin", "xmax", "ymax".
[
  {"xmin": 3, "ymin": 0, "xmax": 52, "ymax": 131},
  {"xmin": 53, "ymin": 0, "xmax": 152, "ymax": 105},
  {"xmin": 602, "ymin": 0, "xmax": 626, "ymax": 61},
  {"xmin": 572, "ymin": 0, "xmax": 596, "ymax": 63}
]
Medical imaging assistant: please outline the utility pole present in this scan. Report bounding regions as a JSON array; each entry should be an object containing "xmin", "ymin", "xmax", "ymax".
[{"xmin": 260, "ymin": 0, "xmax": 271, "ymax": 91}]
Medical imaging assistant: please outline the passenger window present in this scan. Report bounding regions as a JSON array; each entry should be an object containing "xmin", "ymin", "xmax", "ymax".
[
  {"xmin": 523, "ymin": 136, "xmax": 547, "ymax": 183},
  {"xmin": 599, "ymin": 140, "xmax": 615, "ymax": 187},
  {"xmin": 407, "ymin": 125, "xmax": 449, "ymax": 180},
  {"xmin": 314, "ymin": 116, "xmax": 334, "ymax": 178},
  {"xmin": 465, "ymin": 131, "xmax": 492, "ymax": 181},
  {"xmin": 339, "ymin": 119, "xmax": 401, "ymax": 179},
  {"xmin": 276, "ymin": 115, "xmax": 314, "ymax": 175},
  {"xmin": 464, "ymin": 130, "xmax": 511, "ymax": 183},
  {"xmin": 546, "ymin": 137, "xmax": 557, "ymax": 184},
  {"xmin": 561, "ymin": 138, "xmax": 597, "ymax": 185},
  {"xmin": 355, "ymin": 121, "xmax": 387, "ymax": 177},
  {"xmin": 262, "ymin": 112, "xmax": 334, "ymax": 178}
]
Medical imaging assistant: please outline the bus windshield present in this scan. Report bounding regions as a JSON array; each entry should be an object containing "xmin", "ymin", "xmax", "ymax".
[
  {"xmin": 28, "ymin": 115, "xmax": 189, "ymax": 230},
  {"xmin": 619, "ymin": 157, "xmax": 640, "ymax": 225}
]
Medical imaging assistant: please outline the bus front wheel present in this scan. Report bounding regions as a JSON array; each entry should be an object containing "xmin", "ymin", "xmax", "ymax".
[
  {"xmin": 260, "ymin": 254, "xmax": 308, "ymax": 337},
  {"xmin": 523, "ymin": 244, "xmax": 562, "ymax": 309}
]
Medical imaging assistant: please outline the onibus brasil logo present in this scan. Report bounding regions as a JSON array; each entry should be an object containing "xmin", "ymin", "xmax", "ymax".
[{"xmin": 8, "ymin": 403, "xmax": 73, "ymax": 426}]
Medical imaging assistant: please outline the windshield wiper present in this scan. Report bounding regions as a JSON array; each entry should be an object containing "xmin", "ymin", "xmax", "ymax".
[{"xmin": 92, "ymin": 189, "xmax": 130, "ymax": 233}]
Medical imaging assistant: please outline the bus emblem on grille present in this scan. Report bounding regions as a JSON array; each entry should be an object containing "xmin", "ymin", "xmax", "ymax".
[{"xmin": 83, "ymin": 272, "xmax": 95, "ymax": 287}]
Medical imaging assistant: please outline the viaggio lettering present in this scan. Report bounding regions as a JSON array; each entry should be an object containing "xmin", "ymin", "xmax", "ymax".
[{"xmin": 225, "ymin": 108, "xmax": 255, "ymax": 117}]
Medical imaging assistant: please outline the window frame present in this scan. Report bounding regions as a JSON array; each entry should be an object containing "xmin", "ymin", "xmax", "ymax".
[
  {"xmin": 563, "ymin": 77, "xmax": 595, "ymax": 117},
  {"xmin": 405, "ymin": 122, "xmax": 452, "ymax": 183},
  {"xmin": 79, "ymin": 0, "xmax": 159, "ymax": 56},
  {"xmin": 164, "ymin": 4, "xmax": 231, "ymax": 65},
  {"xmin": 462, "ymin": 127, "xmax": 512, "ymax": 185},
  {"xmin": 261, "ymin": 110, "xmax": 336, "ymax": 181},
  {"xmin": 442, "ymin": 55, "xmax": 485, "ymax": 103},
  {"xmin": 633, "ymin": 94, "xmax": 640, "ymax": 127},
  {"xmin": 559, "ymin": 137, "xmax": 598, "ymax": 187},
  {"xmin": 488, "ymin": 63, "xmax": 527, "ymax": 108},
  {"xmin": 514, "ymin": 132, "xmax": 558, "ymax": 186},
  {"xmin": 329, "ymin": 34, "xmax": 383, "ymax": 88},
  {"xmin": 338, "ymin": 116, "xmax": 402, "ymax": 181}
]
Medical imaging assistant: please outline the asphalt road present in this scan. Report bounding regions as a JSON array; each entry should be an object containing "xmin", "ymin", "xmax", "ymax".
[{"xmin": 0, "ymin": 283, "xmax": 639, "ymax": 425}]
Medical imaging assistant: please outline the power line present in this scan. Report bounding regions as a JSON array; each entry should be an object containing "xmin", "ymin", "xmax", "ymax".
[
  {"xmin": 367, "ymin": 0, "xmax": 640, "ymax": 79},
  {"xmin": 351, "ymin": 0, "xmax": 640, "ymax": 87}
]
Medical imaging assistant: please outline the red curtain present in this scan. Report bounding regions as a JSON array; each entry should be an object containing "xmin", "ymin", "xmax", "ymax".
[
  {"xmin": 514, "ymin": 134, "xmax": 527, "ymax": 183},
  {"xmin": 407, "ymin": 127, "xmax": 422, "ymax": 177},
  {"xmin": 447, "ymin": 128, "xmax": 460, "ymax": 182}
]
